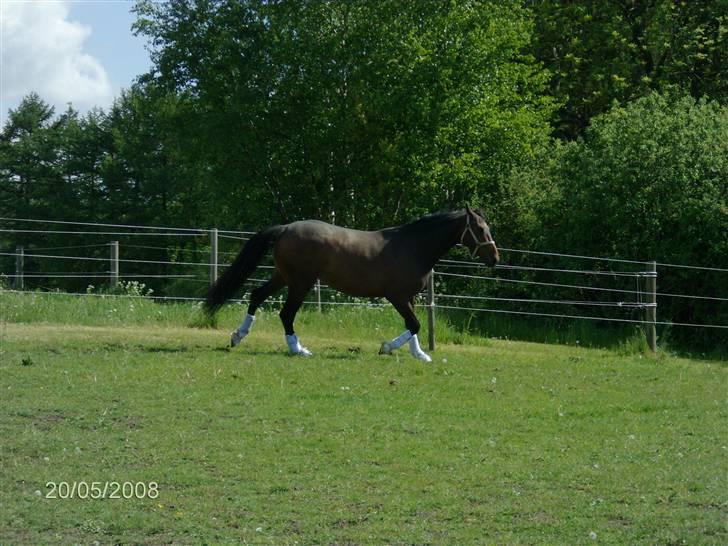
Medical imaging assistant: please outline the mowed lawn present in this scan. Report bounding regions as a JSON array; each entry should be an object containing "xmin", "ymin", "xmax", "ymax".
[{"xmin": 0, "ymin": 298, "xmax": 726, "ymax": 544}]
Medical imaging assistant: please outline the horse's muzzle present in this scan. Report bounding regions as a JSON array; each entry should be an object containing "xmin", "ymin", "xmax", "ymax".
[{"xmin": 483, "ymin": 247, "xmax": 499, "ymax": 268}]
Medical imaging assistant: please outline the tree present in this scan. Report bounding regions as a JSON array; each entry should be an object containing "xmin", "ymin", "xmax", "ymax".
[
  {"xmin": 104, "ymin": 85, "xmax": 210, "ymax": 227},
  {"xmin": 0, "ymin": 93, "xmax": 64, "ymax": 221},
  {"xmin": 540, "ymin": 93, "xmax": 728, "ymax": 346},
  {"xmin": 132, "ymin": 0, "xmax": 555, "ymax": 228},
  {"xmin": 529, "ymin": 0, "xmax": 728, "ymax": 138}
]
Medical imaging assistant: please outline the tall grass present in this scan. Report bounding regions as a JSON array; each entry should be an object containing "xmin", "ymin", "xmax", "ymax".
[
  {"xmin": 444, "ymin": 307, "xmax": 650, "ymax": 349},
  {"xmin": 0, "ymin": 289, "xmax": 674, "ymax": 356}
]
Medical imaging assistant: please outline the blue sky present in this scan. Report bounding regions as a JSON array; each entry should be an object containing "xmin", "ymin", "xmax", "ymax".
[
  {"xmin": 1, "ymin": 0, "xmax": 152, "ymax": 128},
  {"xmin": 67, "ymin": 0, "xmax": 151, "ymax": 92}
]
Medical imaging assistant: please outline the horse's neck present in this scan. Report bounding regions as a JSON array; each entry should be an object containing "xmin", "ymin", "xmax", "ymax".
[
  {"xmin": 433, "ymin": 215, "xmax": 465, "ymax": 260},
  {"xmin": 402, "ymin": 214, "xmax": 464, "ymax": 268}
]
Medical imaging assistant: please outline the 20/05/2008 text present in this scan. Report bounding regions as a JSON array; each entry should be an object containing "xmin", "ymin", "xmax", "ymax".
[{"xmin": 45, "ymin": 481, "xmax": 159, "ymax": 499}]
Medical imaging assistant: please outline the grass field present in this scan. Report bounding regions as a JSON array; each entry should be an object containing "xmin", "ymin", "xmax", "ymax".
[{"xmin": 0, "ymin": 292, "xmax": 726, "ymax": 544}]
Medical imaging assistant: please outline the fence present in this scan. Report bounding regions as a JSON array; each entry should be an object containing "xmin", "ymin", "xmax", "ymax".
[{"xmin": 2, "ymin": 217, "xmax": 726, "ymax": 352}]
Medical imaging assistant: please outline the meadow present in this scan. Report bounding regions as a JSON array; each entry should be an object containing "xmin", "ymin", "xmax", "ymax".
[{"xmin": 0, "ymin": 292, "xmax": 725, "ymax": 544}]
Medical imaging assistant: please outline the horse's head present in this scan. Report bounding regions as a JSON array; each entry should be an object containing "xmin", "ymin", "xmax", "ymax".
[{"xmin": 461, "ymin": 205, "xmax": 499, "ymax": 267}]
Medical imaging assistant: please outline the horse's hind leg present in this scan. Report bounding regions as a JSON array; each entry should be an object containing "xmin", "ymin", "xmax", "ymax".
[
  {"xmin": 380, "ymin": 296, "xmax": 432, "ymax": 363},
  {"xmin": 231, "ymin": 273, "xmax": 285, "ymax": 347},
  {"xmin": 279, "ymin": 281, "xmax": 315, "ymax": 356}
]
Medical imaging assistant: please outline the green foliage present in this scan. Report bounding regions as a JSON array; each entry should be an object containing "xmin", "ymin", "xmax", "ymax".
[
  {"xmin": 553, "ymin": 93, "xmax": 727, "ymax": 264},
  {"xmin": 105, "ymin": 86, "xmax": 211, "ymax": 227},
  {"xmin": 0, "ymin": 94, "xmax": 64, "ymax": 221},
  {"xmin": 538, "ymin": 93, "xmax": 728, "ymax": 349},
  {"xmin": 132, "ymin": 0, "xmax": 554, "ymax": 226},
  {"xmin": 529, "ymin": 0, "xmax": 728, "ymax": 138}
]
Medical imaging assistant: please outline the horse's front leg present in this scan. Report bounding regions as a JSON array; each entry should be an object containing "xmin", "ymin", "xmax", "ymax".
[{"xmin": 380, "ymin": 296, "xmax": 432, "ymax": 363}]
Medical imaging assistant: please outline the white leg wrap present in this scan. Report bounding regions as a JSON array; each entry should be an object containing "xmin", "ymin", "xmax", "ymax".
[
  {"xmin": 231, "ymin": 314, "xmax": 255, "ymax": 347},
  {"xmin": 379, "ymin": 330, "xmax": 413, "ymax": 355},
  {"xmin": 408, "ymin": 334, "xmax": 432, "ymax": 363},
  {"xmin": 286, "ymin": 334, "xmax": 312, "ymax": 356}
]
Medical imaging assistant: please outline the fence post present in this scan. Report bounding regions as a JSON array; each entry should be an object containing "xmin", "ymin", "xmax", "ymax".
[
  {"xmin": 315, "ymin": 279, "xmax": 322, "ymax": 312},
  {"xmin": 427, "ymin": 270, "xmax": 436, "ymax": 351},
  {"xmin": 110, "ymin": 241, "xmax": 119, "ymax": 289},
  {"xmin": 14, "ymin": 245, "xmax": 24, "ymax": 290},
  {"xmin": 645, "ymin": 261, "xmax": 657, "ymax": 352},
  {"xmin": 210, "ymin": 228, "xmax": 218, "ymax": 285}
]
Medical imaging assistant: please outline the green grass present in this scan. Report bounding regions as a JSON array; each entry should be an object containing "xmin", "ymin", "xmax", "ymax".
[{"xmin": 0, "ymin": 292, "xmax": 726, "ymax": 544}]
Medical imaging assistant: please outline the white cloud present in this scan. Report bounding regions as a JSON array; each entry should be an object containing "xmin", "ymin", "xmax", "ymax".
[{"xmin": 1, "ymin": 0, "xmax": 113, "ymax": 115}]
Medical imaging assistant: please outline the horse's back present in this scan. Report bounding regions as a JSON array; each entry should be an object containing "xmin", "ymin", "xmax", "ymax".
[
  {"xmin": 273, "ymin": 220, "xmax": 396, "ymax": 296},
  {"xmin": 283, "ymin": 220, "xmax": 381, "ymax": 250}
]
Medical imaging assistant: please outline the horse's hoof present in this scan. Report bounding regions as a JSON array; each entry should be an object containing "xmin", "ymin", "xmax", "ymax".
[
  {"xmin": 379, "ymin": 342, "xmax": 392, "ymax": 355},
  {"xmin": 230, "ymin": 331, "xmax": 243, "ymax": 348},
  {"xmin": 291, "ymin": 347, "xmax": 313, "ymax": 357},
  {"xmin": 409, "ymin": 346, "xmax": 432, "ymax": 362},
  {"xmin": 414, "ymin": 352, "xmax": 432, "ymax": 363}
]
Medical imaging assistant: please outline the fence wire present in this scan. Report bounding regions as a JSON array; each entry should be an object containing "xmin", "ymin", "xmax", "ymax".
[{"xmin": 1, "ymin": 223, "xmax": 726, "ymax": 332}]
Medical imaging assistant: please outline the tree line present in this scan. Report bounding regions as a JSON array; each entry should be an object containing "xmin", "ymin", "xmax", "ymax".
[{"xmin": 1, "ymin": 1, "xmax": 726, "ymax": 350}]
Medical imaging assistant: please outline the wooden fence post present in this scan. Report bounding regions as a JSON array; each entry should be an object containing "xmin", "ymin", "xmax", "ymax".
[
  {"xmin": 645, "ymin": 261, "xmax": 657, "ymax": 352},
  {"xmin": 14, "ymin": 245, "xmax": 24, "ymax": 290},
  {"xmin": 110, "ymin": 241, "xmax": 119, "ymax": 289},
  {"xmin": 210, "ymin": 228, "xmax": 218, "ymax": 285},
  {"xmin": 427, "ymin": 270, "xmax": 436, "ymax": 351}
]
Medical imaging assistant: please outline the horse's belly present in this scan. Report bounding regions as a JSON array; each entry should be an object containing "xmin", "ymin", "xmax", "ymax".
[
  {"xmin": 320, "ymin": 264, "xmax": 385, "ymax": 298},
  {"xmin": 316, "ymin": 251, "xmax": 388, "ymax": 297}
]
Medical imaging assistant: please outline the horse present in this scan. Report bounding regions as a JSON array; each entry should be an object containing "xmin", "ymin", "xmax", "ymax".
[{"xmin": 205, "ymin": 205, "xmax": 499, "ymax": 361}]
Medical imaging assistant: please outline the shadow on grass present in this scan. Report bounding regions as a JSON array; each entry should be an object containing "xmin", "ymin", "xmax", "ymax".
[
  {"xmin": 216, "ymin": 345, "xmax": 368, "ymax": 361},
  {"xmin": 138, "ymin": 345, "xmax": 190, "ymax": 353}
]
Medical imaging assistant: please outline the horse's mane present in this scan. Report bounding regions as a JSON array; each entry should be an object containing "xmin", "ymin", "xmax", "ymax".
[{"xmin": 383, "ymin": 210, "xmax": 463, "ymax": 235}]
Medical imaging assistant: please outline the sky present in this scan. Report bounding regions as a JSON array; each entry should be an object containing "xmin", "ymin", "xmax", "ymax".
[{"xmin": 0, "ymin": 0, "xmax": 152, "ymax": 128}]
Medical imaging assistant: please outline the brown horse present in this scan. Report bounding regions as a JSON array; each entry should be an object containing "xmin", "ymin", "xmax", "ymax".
[{"xmin": 205, "ymin": 206, "xmax": 499, "ymax": 361}]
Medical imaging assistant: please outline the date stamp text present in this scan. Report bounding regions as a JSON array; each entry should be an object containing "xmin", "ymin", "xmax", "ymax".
[{"xmin": 45, "ymin": 481, "xmax": 159, "ymax": 499}]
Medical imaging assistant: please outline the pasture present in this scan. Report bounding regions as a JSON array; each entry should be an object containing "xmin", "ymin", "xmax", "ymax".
[{"xmin": 0, "ymin": 293, "xmax": 725, "ymax": 544}]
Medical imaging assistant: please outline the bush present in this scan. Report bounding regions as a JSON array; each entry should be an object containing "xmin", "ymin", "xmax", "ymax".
[{"xmin": 541, "ymin": 93, "xmax": 728, "ymax": 350}]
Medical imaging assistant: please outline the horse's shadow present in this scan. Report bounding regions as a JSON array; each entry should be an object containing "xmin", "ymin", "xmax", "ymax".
[
  {"xmin": 214, "ymin": 345, "xmax": 364, "ymax": 361},
  {"xmin": 139, "ymin": 345, "xmax": 189, "ymax": 354}
]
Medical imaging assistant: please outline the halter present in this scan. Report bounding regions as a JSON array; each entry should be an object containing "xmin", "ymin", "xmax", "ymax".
[{"xmin": 460, "ymin": 214, "xmax": 497, "ymax": 258}]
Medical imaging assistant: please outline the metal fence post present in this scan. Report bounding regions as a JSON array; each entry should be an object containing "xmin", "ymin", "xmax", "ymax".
[
  {"xmin": 110, "ymin": 241, "xmax": 119, "ymax": 289},
  {"xmin": 210, "ymin": 228, "xmax": 218, "ymax": 285},
  {"xmin": 315, "ymin": 279, "xmax": 322, "ymax": 312},
  {"xmin": 645, "ymin": 261, "xmax": 657, "ymax": 352},
  {"xmin": 427, "ymin": 270, "xmax": 436, "ymax": 351},
  {"xmin": 14, "ymin": 245, "xmax": 24, "ymax": 290}
]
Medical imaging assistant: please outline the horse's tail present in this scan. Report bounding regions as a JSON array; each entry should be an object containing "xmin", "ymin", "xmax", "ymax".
[{"xmin": 204, "ymin": 225, "xmax": 286, "ymax": 316}]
